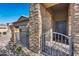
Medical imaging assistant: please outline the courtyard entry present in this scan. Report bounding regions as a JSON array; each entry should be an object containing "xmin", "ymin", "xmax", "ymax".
[{"xmin": 40, "ymin": 4, "xmax": 73, "ymax": 56}]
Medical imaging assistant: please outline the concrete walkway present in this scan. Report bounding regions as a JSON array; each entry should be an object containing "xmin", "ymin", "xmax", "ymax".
[{"xmin": 22, "ymin": 47, "xmax": 44, "ymax": 56}]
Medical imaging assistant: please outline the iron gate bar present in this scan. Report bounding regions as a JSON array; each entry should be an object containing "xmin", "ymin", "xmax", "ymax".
[{"xmin": 40, "ymin": 32, "xmax": 74, "ymax": 56}]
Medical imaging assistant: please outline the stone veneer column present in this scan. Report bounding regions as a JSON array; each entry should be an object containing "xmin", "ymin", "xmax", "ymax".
[
  {"xmin": 70, "ymin": 3, "xmax": 79, "ymax": 55},
  {"xmin": 29, "ymin": 4, "xmax": 42, "ymax": 53},
  {"xmin": 29, "ymin": 3, "xmax": 53, "ymax": 53}
]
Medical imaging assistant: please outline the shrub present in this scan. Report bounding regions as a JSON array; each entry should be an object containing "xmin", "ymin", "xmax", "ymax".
[{"xmin": 16, "ymin": 47, "xmax": 22, "ymax": 54}]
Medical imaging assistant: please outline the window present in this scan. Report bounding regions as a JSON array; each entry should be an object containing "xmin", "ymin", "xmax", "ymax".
[{"xmin": 3, "ymin": 32, "xmax": 7, "ymax": 35}]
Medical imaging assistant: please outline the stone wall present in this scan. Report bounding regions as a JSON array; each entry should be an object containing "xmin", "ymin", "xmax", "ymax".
[
  {"xmin": 63, "ymin": 3, "xmax": 79, "ymax": 56},
  {"xmin": 29, "ymin": 4, "xmax": 53, "ymax": 53},
  {"xmin": 70, "ymin": 3, "xmax": 79, "ymax": 55},
  {"xmin": 29, "ymin": 4, "xmax": 41, "ymax": 53}
]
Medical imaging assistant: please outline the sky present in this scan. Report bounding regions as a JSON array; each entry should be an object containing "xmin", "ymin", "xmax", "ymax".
[{"xmin": 0, "ymin": 3, "xmax": 30, "ymax": 24}]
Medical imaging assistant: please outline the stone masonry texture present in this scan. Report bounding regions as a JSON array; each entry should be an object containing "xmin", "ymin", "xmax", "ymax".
[
  {"xmin": 29, "ymin": 4, "xmax": 40, "ymax": 53},
  {"xmin": 71, "ymin": 3, "xmax": 79, "ymax": 55},
  {"xmin": 29, "ymin": 3, "xmax": 79, "ymax": 55}
]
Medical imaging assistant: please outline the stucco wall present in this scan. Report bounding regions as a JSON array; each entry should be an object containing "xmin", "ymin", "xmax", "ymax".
[
  {"xmin": 52, "ymin": 7, "xmax": 68, "ymax": 34},
  {"xmin": 40, "ymin": 4, "xmax": 52, "ymax": 34}
]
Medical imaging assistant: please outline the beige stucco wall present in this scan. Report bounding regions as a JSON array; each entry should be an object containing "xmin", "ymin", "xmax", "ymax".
[
  {"xmin": 40, "ymin": 4, "xmax": 52, "ymax": 34},
  {"xmin": 53, "ymin": 8, "xmax": 68, "ymax": 34},
  {"xmin": 0, "ymin": 26, "xmax": 8, "ymax": 32},
  {"xmin": 53, "ymin": 11, "xmax": 68, "ymax": 21},
  {"xmin": 14, "ymin": 27, "xmax": 20, "ymax": 43},
  {"xmin": 10, "ymin": 26, "xmax": 20, "ymax": 43},
  {"xmin": 40, "ymin": 4, "xmax": 68, "ymax": 34}
]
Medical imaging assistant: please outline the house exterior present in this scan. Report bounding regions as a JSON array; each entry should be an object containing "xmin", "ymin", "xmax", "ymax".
[
  {"xmin": 0, "ymin": 24, "xmax": 11, "ymax": 47},
  {"xmin": 10, "ymin": 25, "xmax": 20, "ymax": 43},
  {"xmin": 11, "ymin": 16, "xmax": 29, "ymax": 48},
  {"xmin": 0, "ymin": 24, "xmax": 8, "ymax": 36},
  {"xmin": 0, "ymin": 24, "xmax": 11, "ymax": 38},
  {"xmin": 29, "ymin": 3, "xmax": 79, "ymax": 56}
]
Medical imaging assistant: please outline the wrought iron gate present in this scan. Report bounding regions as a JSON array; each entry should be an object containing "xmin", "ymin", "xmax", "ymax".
[
  {"xmin": 40, "ymin": 32, "xmax": 74, "ymax": 56},
  {"xmin": 20, "ymin": 31, "xmax": 29, "ymax": 48}
]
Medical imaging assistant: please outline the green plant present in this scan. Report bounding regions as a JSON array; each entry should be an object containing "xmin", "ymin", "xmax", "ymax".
[{"xmin": 16, "ymin": 47, "xmax": 22, "ymax": 54}]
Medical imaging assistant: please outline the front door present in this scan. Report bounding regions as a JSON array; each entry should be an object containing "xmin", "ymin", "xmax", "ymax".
[{"xmin": 55, "ymin": 21, "xmax": 67, "ymax": 35}]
